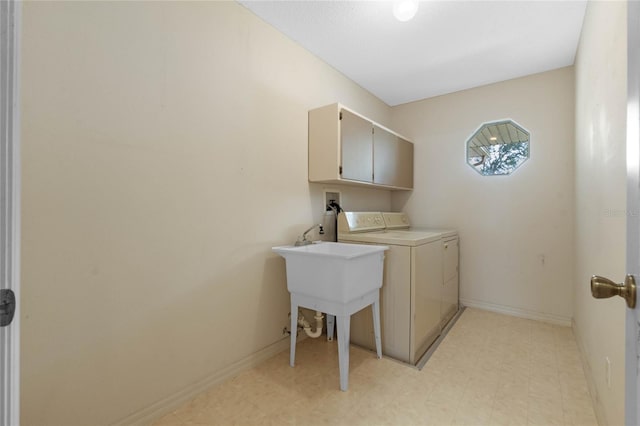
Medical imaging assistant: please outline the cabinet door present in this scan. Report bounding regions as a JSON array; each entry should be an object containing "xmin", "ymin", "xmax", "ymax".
[
  {"xmin": 373, "ymin": 126, "xmax": 414, "ymax": 188},
  {"xmin": 340, "ymin": 109, "xmax": 373, "ymax": 182}
]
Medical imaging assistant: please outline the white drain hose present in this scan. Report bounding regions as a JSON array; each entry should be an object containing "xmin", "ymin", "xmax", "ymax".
[{"xmin": 298, "ymin": 310, "xmax": 324, "ymax": 338}]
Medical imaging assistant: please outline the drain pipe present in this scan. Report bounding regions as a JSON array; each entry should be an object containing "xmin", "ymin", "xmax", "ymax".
[{"xmin": 297, "ymin": 310, "xmax": 324, "ymax": 338}]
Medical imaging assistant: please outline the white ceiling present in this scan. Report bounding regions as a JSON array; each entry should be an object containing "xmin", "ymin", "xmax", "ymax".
[{"xmin": 238, "ymin": 0, "xmax": 587, "ymax": 106}]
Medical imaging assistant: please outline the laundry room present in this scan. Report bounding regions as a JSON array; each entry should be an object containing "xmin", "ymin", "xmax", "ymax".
[{"xmin": 1, "ymin": 0, "xmax": 632, "ymax": 425}]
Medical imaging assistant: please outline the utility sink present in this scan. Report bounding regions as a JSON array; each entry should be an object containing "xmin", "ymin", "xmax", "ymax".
[
  {"xmin": 272, "ymin": 242, "xmax": 388, "ymax": 304},
  {"xmin": 273, "ymin": 241, "xmax": 389, "ymax": 391}
]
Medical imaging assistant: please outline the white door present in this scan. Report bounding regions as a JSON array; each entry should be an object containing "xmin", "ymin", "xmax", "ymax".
[
  {"xmin": 0, "ymin": 1, "xmax": 21, "ymax": 425},
  {"xmin": 591, "ymin": 3, "xmax": 640, "ymax": 423},
  {"xmin": 627, "ymin": 3, "xmax": 640, "ymax": 423}
]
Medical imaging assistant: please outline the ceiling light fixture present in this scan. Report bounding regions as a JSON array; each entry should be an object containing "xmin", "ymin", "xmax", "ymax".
[{"xmin": 393, "ymin": 0, "xmax": 419, "ymax": 22}]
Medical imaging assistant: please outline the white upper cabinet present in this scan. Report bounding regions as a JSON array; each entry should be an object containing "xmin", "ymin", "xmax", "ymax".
[{"xmin": 308, "ymin": 103, "xmax": 414, "ymax": 190}]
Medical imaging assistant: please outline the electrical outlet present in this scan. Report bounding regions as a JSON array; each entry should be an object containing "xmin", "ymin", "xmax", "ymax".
[{"xmin": 605, "ymin": 357, "xmax": 611, "ymax": 389}]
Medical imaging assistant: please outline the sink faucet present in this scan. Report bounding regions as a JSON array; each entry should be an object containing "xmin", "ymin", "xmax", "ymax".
[{"xmin": 295, "ymin": 224, "xmax": 324, "ymax": 246}]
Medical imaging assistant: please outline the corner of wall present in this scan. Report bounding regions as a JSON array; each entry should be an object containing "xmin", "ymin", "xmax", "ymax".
[{"xmin": 571, "ymin": 318, "xmax": 607, "ymax": 426}]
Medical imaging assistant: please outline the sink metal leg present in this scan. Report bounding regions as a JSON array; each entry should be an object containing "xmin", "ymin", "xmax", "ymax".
[
  {"xmin": 326, "ymin": 314, "xmax": 335, "ymax": 341},
  {"xmin": 372, "ymin": 297, "xmax": 382, "ymax": 359},
  {"xmin": 290, "ymin": 300, "xmax": 298, "ymax": 367},
  {"xmin": 336, "ymin": 314, "xmax": 351, "ymax": 391}
]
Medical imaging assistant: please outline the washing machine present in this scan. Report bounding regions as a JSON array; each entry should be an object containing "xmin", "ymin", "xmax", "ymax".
[{"xmin": 337, "ymin": 211, "xmax": 458, "ymax": 365}]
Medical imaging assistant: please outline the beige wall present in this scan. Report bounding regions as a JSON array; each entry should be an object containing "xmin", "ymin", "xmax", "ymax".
[
  {"xmin": 20, "ymin": 2, "xmax": 393, "ymax": 425},
  {"xmin": 573, "ymin": 2, "xmax": 627, "ymax": 425},
  {"xmin": 391, "ymin": 68, "xmax": 575, "ymax": 324}
]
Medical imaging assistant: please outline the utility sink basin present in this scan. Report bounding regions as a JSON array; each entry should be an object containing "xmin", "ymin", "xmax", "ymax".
[
  {"xmin": 273, "ymin": 241, "xmax": 389, "ymax": 391},
  {"xmin": 272, "ymin": 242, "xmax": 388, "ymax": 304}
]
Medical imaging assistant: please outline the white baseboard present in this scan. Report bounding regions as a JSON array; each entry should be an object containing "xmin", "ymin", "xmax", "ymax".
[
  {"xmin": 460, "ymin": 298, "xmax": 572, "ymax": 327},
  {"xmin": 571, "ymin": 318, "xmax": 606, "ymax": 426},
  {"xmin": 112, "ymin": 336, "xmax": 292, "ymax": 426}
]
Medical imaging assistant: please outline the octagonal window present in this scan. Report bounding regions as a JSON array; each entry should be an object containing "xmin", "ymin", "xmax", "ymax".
[{"xmin": 466, "ymin": 120, "xmax": 530, "ymax": 176}]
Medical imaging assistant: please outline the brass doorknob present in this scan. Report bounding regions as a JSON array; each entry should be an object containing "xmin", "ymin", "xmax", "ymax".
[{"xmin": 590, "ymin": 275, "xmax": 637, "ymax": 309}]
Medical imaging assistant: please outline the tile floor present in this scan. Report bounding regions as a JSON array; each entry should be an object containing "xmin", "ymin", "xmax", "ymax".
[{"xmin": 153, "ymin": 308, "xmax": 598, "ymax": 426}]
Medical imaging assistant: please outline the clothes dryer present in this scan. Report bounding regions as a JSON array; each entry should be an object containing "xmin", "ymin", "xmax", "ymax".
[{"xmin": 337, "ymin": 212, "xmax": 458, "ymax": 365}]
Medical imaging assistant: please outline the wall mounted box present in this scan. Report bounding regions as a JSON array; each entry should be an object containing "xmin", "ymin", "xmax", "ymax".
[{"xmin": 308, "ymin": 103, "xmax": 414, "ymax": 190}]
